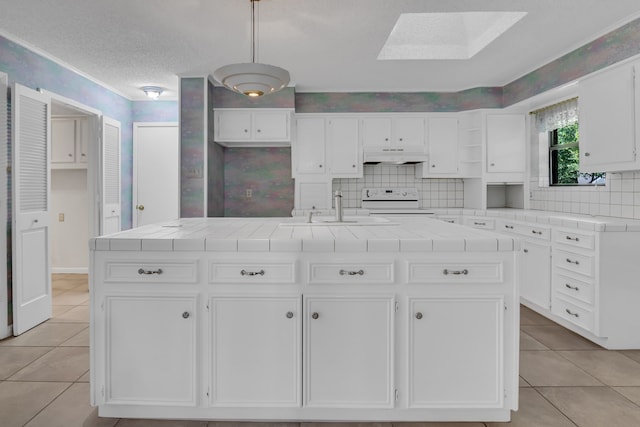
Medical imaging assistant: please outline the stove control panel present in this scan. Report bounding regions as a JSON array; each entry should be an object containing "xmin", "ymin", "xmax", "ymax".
[{"xmin": 362, "ymin": 188, "xmax": 419, "ymax": 201}]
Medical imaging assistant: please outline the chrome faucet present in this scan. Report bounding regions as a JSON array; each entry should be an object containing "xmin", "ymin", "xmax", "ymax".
[{"xmin": 334, "ymin": 191, "xmax": 344, "ymax": 222}]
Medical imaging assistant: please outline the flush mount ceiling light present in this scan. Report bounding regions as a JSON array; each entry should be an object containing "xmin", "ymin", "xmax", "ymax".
[
  {"xmin": 213, "ymin": 0, "xmax": 290, "ymax": 97},
  {"xmin": 141, "ymin": 86, "xmax": 164, "ymax": 100}
]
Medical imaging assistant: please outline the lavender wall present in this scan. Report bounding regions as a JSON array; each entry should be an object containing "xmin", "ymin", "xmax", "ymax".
[
  {"xmin": 180, "ymin": 77, "xmax": 206, "ymax": 217},
  {"xmin": 132, "ymin": 100, "xmax": 178, "ymax": 123},
  {"xmin": 207, "ymin": 81, "xmax": 224, "ymax": 217}
]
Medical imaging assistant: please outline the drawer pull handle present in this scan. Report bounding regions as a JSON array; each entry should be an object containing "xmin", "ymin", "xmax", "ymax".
[
  {"xmin": 286, "ymin": 311, "xmax": 294, "ymax": 319},
  {"xmin": 138, "ymin": 268, "xmax": 163, "ymax": 275},
  {"xmin": 566, "ymin": 258, "xmax": 580, "ymax": 265},
  {"xmin": 339, "ymin": 269, "xmax": 364, "ymax": 276},
  {"xmin": 566, "ymin": 236, "xmax": 580, "ymax": 242},
  {"xmin": 415, "ymin": 312, "xmax": 423, "ymax": 320},
  {"xmin": 182, "ymin": 311, "xmax": 190, "ymax": 319},
  {"xmin": 241, "ymin": 269, "xmax": 265, "ymax": 276},
  {"xmin": 565, "ymin": 308, "xmax": 580, "ymax": 318},
  {"xmin": 531, "ymin": 230, "xmax": 543, "ymax": 235},
  {"xmin": 565, "ymin": 284, "xmax": 580, "ymax": 291},
  {"xmin": 311, "ymin": 312, "xmax": 319, "ymax": 320},
  {"xmin": 523, "ymin": 249, "xmax": 529, "ymax": 253},
  {"xmin": 474, "ymin": 222, "xmax": 486, "ymax": 226},
  {"xmin": 443, "ymin": 269, "xmax": 469, "ymax": 276},
  {"xmin": 504, "ymin": 225, "xmax": 514, "ymax": 229}
]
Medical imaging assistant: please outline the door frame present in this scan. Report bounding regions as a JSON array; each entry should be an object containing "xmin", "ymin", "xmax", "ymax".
[
  {"xmin": 132, "ymin": 122, "xmax": 179, "ymax": 228},
  {"xmin": 0, "ymin": 72, "xmax": 8, "ymax": 339}
]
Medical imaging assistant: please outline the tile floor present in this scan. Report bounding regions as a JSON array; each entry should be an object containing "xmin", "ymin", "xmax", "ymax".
[{"xmin": 2, "ymin": 274, "xmax": 640, "ymax": 426}]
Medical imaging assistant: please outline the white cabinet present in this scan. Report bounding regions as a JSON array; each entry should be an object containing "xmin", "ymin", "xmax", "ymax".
[
  {"xmin": 579, "ymin": 60, "xmax": 639, "ymax": 172},
  {"xmin": 486, "ymin": 114, "xmax": 525, "ymax": 174},
  {"xmin": 522, "ymin": 240, "xmax": 551, "ymax": 309},
  {"xmin": 210, "ymin": 296, "xmax": 300, "ymax": 407},
  {"xmin": 52, "ymin": 117, "xmax": 88, "ymax": 168},
  {"xmin": 293, "ymin": 116, "xmax": 326, "ymax": 176},
  {"xmin": 408, "ymin": 297, "xmax": 503, "ymax": 408},
  {"xmin": 327, "ymin": 117, "xmax": 360, "ymax": 178},
  {"xmin": 416, "ymin": 117, "xmax": 459, "ymax": 177},
  {"xmin": 104, "ymin": 294, "xmax": 197, "ymax": 406},
  {"xmin": 361, "ymin": 116, "xmax": 426, "ymax": 150},
  {"xmin": 214, "ymin": 109, "xmax": 291, "ymax": 145},
  {"xmin": 304, "ymin": 295, "xmax": 394, "ymax": 408}
]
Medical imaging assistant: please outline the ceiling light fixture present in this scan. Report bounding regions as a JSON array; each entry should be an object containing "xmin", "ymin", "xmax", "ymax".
[
  {"xmin": 141, "ymin": 86, "xmax": 164, "ymax": 100},
  {"xmin": 213, "ymin": 0, "xmax": 290, "ymax": 97}
]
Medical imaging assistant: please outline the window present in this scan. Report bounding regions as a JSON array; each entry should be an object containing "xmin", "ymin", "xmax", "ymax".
[{"xmin": 549, "ymin": 122, "xmax": 605, "ymax": 186}]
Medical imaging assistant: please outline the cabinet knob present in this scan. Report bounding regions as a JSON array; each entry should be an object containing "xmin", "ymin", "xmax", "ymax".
[
  {"xmin": 384, "ymin": 138, "xmax": 389, "ymax": 142},
  {"xmin": 182, "ymin": 311, "xmax": 190, "ymax": 319},
  {"xmin": 68, "ymin": 153, "xmax": 73, "ymax": 157},
  {"xmin": 352, "ymin": 164, "xmax": 356, "ymax": 168},
  {"xmin": 490, "ymin": 163, "xmax": 495, "ymax": 166},
  {"xmin": 136, "ymin": 205, "xmax": 145, "ymax": 211},
  {"xmin": 398, "ymin": 138, "xmax": 403, "ymax": 142},
  {"xmin": 257, "ymin": 129, "xmax": 261, "ymax": 133},
  {"xmin": 415, "ymin": 312, "xmax": 423, "ymax": 320},
  {"xmin": 244, "ymin": 129, "xmax": 248, "ymax": 133},
  {"xmin": 311, "ymin": 312, "xmax": 319, "ymax": 320},
  {"xmin": 286, "ymin": 311, "xmax": 294, "ymax": 319},
  {"xmin": 523, "ymin": 249, "xmax": 529, "ymax": 253},
  {"xmin": 584, "ymin": 152, "xmax": 590, "ymax": 157},
  {"xmin": 319, "ymin": 164, "xmax": 323, "ymax": 168},
  {"xmin": 431, "ymin": 164, "xmax": 436, "ymax": 168}
]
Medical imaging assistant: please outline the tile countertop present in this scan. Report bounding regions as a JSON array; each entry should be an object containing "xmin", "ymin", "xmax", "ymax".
[{"xmin": 89, "ymin": 217, "xmax": 517, "ymax": 253}]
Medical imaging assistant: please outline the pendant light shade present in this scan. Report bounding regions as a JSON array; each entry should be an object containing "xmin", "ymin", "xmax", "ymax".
[{"xmin": 213, "ymin": 0, "xmax": 290, "ymax": 97}]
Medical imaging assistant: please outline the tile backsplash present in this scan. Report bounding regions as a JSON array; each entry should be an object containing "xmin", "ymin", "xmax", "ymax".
[{"xmin": 332, "ymin": 164, "xmax": 464, "ymax": 209}]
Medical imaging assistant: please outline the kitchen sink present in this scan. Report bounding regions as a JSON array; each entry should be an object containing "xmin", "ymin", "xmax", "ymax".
[{"xmin": 279, "ymin": 216, "xmax": 398, "ymax": 226}]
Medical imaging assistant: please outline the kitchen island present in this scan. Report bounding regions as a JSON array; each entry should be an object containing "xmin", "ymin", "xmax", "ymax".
[{"xmin": 89, "ymin": 217, "xmax": 519, "ymax": 422}]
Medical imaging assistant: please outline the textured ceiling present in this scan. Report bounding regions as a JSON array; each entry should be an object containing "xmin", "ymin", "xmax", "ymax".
[{"xmin": 0, "ymin": 0, "xmax": 639, "ymax": 101}]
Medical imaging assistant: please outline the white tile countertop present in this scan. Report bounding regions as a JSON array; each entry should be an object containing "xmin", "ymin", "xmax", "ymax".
[{"xmin": 90, "ymin": 217, "xmax": 517, "ymax": 253}]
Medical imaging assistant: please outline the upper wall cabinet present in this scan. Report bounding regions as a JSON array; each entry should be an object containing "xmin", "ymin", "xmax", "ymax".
[
  {"xmin": 361, "ymin": 117, "xmax": 426, "ymax": 151},
  {"xmin": 417, "ymin": 117, "xmax": 459, "ymax": 178},
  {"xmin": 52, "ymin": 117, "xmax": 88, "ymax": 169},
  {"xmin": 293, "ymin": 116, "xmax": 327, "ymax": 177},
  {"xmin": 485, "ymin": 114, "xmax": 526, "ymax": 175},
  {"xmin": 579, "ymin": 60, "xmax": 639, "ymax": 172},
  {"xmin": 214, "ymin": 109, "xmax": 292, "ymax": 146}
]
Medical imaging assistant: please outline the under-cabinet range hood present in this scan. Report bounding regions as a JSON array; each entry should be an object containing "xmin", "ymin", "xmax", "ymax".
[{"xmin": 363, "ymin": 148, "xmax": 428, "ymax": 165}]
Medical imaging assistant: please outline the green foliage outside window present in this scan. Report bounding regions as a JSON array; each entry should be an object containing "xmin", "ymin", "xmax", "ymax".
[{"xmin": 550, "ymin": 123, "xmax": 605, "ymax": 185}]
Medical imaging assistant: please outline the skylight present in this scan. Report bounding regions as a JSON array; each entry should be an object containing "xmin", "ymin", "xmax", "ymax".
[{"xmin": 378, "ymin": 11, "xmax": 528, "ymax": 60}]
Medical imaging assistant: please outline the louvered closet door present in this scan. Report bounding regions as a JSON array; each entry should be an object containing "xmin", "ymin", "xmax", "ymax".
[
  {"xmin": 12, "ymin": 83, "xmax": 52, "ymax": 335},
  {"xmin": 101, "ymin": 117, "xmax": 121, "ymax": 235}
]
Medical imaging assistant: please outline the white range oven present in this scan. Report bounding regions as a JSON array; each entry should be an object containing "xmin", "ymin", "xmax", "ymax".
[{"xmin": 361, "ymin": 187, "xmax": 436, "ymax": 215}]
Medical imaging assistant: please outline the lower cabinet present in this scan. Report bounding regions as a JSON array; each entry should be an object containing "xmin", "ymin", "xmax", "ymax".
[
  {"xmin": 304, "ymin": 295, "xmax": 395, "ymax": 408},
  {"xmin": 210, "ymin": 296, "xmax": 301, "ymax": 407},
  {"xmin": 521, "ymin": 240, "xmax": 551, "ymax": 309},
  {"xmin": 408, "ymin": 297, "xmax": 503, "ymax": 408},
  {"xmin": 104, "ymin": 295, "xmax": 197, "ymax": 406}
]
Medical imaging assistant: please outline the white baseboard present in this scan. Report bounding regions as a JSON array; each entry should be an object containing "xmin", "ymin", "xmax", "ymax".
[{"xmin": 52, "ymin": 267, "xmax": 88, "ymax": 274}]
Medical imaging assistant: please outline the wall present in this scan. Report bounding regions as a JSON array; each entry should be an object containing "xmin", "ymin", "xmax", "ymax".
[{"xmin": 207, "ymin": 81, "xmax": 224, "ymax": 217}]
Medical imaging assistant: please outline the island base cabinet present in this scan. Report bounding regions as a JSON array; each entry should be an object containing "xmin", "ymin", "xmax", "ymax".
[
  {"xmin": 103, "ymin": 295, "xmax": 197, "ymax": 406},
  {"xmin": 521, "ymin": 241, "xmax": 551, "ymax": 310},
  {"xmin": 304, "ymin": 296, "xmax": 394, "ymax": 408},
  {"xmin": 408, "ymin": 297, "xmax": 504, "ymax": 408},
  {"xmin": 209, "ymin": 296, "xmax": 301, "ymax": 407}
]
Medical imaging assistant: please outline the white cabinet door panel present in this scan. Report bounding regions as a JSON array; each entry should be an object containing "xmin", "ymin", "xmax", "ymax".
[
  {"xmin": 294, "ymin": 117, "xmax": 326, "ymax": 175},
  {"xmin": 327, "ymin": 117, "xmax": 360, "ymax": 177},
  {"xmin": 486, "ymin": 115, "xmax": 525, "ymax": 173},
  {"xmin": 427, "ymin": 117, "xmax": 459, "ymax": 175},
  {"xmin": 521, "ymin": 241, "xmax": 551, "ymax": 309}
]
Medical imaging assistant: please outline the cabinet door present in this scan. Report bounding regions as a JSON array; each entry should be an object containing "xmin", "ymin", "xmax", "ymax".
[
  {"xmin": 361, "ymin": 117, "xmax": 392, "ymax": 148},
  {"xmin": 210, "ymin": 296, "xmax": 300, "ymax": 407},
  {"xmin": 294, "ymin": 117, "xmax": 326, "ymax": 175},
  {"xmin": 394, "ymin": 117, "xmax": 426, "ymax": 149},
  {"xmin": 521, "ymin": 241, "xmax": 551, "ymax": 309},
  {"xmin": 580, "ymin": 62, "xmax": 637, "ymax": 171},
  {"xmin": 427, "ymin": 117, "xmax": 459, "ymax": 175},
  {"xmin": 104, "ymin": 295, "xmax": 197, "ymax": 406},
  {"xmin": 216, "ymin": 110, "xmax": 252, "ymax": 141},
  {"xmin": 51, "ymin": 118, "xmax": 76, "ymax": 163},
  {"xmin": 327, "ymin": 117, "xmax": 360, "ymax": 177},
  {"xmin": 76, "ymin": 117, "xmax": 89, "ymax": 163},
  {"xmin": 409, "ymin": 297, "xmax": 503, "ymax": 408},
  {"xmin": 486, "ymin": 114, "xmax": 525, "ymax": 173},
  {"xmin": 305, "ymin": 296, "xmax": 394, "ymax": 408},
  {"xmin": 253, "ymin": 111, "xmax": 290, "ymax": 141}
]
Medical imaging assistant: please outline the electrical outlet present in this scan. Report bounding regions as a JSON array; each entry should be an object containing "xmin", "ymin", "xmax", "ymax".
[
  {"xmin": 58, "ymin": 213, "xmax": 65, "ymax": 222},
  {"xmin": 245, "ymin": 189, "xmax": 252, "ymax": 198}
]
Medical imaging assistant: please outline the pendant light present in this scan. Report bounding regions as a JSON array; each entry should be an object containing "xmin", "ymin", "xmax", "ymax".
[{"xmin": 213, "ymin": 0, "xmax": 290, "ymax": 97}]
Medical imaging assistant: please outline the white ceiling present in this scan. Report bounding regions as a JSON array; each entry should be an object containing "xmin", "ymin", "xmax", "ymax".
[{"xmin": 1, "ymin": 0, "xmax": 639, "ymax": 101}]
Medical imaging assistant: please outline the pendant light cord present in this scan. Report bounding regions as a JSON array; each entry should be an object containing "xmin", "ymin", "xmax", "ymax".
[{"xmin": 250, "ymin": 0, "xmax": 259, "ymax": 64}]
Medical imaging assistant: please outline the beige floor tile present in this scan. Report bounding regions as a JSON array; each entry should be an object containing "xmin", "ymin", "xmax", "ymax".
[
  {"xmin": 0, "ymin": 381, "xmax": 70, "ymax": 427},
  {"xmin": 60, "ymin": 327, "xmax": 90, "ymax": 347},
  {"xmin": 50, "ymin": 305, "xmax": 89, "ymax": 323},
  {"xmin": 486, "ymin": 388, "xmax": 574, "ymax": 427},
  {"xmin": 520, "ymin": 331, "xmax": 549, "ymax": 350},
  {"xmin": 52, "ymin": 277, "xmax": 84, "ymax": 290},
  {"xmin": 539, "ymin": 386, "xmax": 640, "ymax": 427},
  {"xmin": 613, "ymin": 387, "xmax": 640, "ymax": 406},
  {"xmin": 24, "ymin": 383, "xmax": 118, "ymax": 427},
  {"xmin": 52, "ymin": 305, "xmax": 75, "ymax": 317},
  {"xmin": 519, "ymin": 376, "xmax": 531, "ymax": 387},
  {"xmin": 520, "ymin": 306, "xmax": 556, "ymax": 326},
  {"xmin": 117, "ymin": 419, "xmax": 209, "ymax": 427},
  {"xmin": 0, "ymin": 322, "xmax": 87, "ymax": 347},
  {"xmin": 521, "ymin": 325, "xmax": 601, "ymax": 350},
  {"xmin": 559, "ymin": 350, "xmax": 640, "ymax": 386},
  {"xmin": 53, "ymin": 290, "xmax": 90, "ymax": 306},
  {"xmin": 0, "ymin": 346, "xmax": 54, "ymax": 379},
  {"xmin": 9, "ymin": 346, "xmax": 89, "ymax": 382},
  {"xmin": 77, "ymin": 370, "xmax": 90, "ymax": 382},
  {"xmin": 620, "ymin": 350, "xmax": 640, "ymax": 364},
  {"xmin": 520, "ymin": 350, "xmax": 603, "ymax": 386}
]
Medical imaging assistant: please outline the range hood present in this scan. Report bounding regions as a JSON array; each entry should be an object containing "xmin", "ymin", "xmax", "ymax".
[{"xmin": 363, "ymin": 148, "xmax": 428, "ymax": 165}]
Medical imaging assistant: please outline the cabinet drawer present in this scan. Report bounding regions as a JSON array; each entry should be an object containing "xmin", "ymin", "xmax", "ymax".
[
  {"xmin": 554, "ymin": 273, "xmax": 594, "ymax": 306},
  {"xmin": 552, "ymin": 297, "xmax": 594, "ymax": 332},
  {"xmin": 308, "ymin": 263, "xmax": 394, "ymax": 284},
  {"xmin": 464, "ymin": 217, "xmax": 495, "ymax": 230},
  {"xmin": 104, "ymin": 260, "xmax": 198, "ymax": 283},
  {"xmin": 437, "ymin": 216, "xmax": 460, "ymax": 224},
  {"xmin": 408, "ymin": 262, "xmax": 503, "ymax": 284},
  {"xmin": 554, "ymin": 229, "xmax": 595, "ymax": 250},
  {"xmin": 209, "ymin": 262, "xmax": 295, "ymax": 284},
  {"xmin": 554, "ymin": 250, "xmax": 594, "ymax": 278},
  {"xmin": 501, "ymin": 221, "xmax": 550, "ymax": 241}
]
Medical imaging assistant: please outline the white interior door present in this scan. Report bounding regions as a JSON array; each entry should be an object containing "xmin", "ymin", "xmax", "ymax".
[
  {"xmin": 101, "ymin": 116, "xmax": 121, "ymax": 235},
  {"xmin": 133, "ymin": 122, "xmax": 179, "ymax": 227},
  {"xmin": 12, "ymin": 83, "xmax": 52, "ymax": 335}
]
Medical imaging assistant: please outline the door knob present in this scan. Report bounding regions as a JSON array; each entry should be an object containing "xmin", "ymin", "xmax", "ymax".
[{"xmin": 136, "ymin": 205, "xmax": 145, "ymax": 211}]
